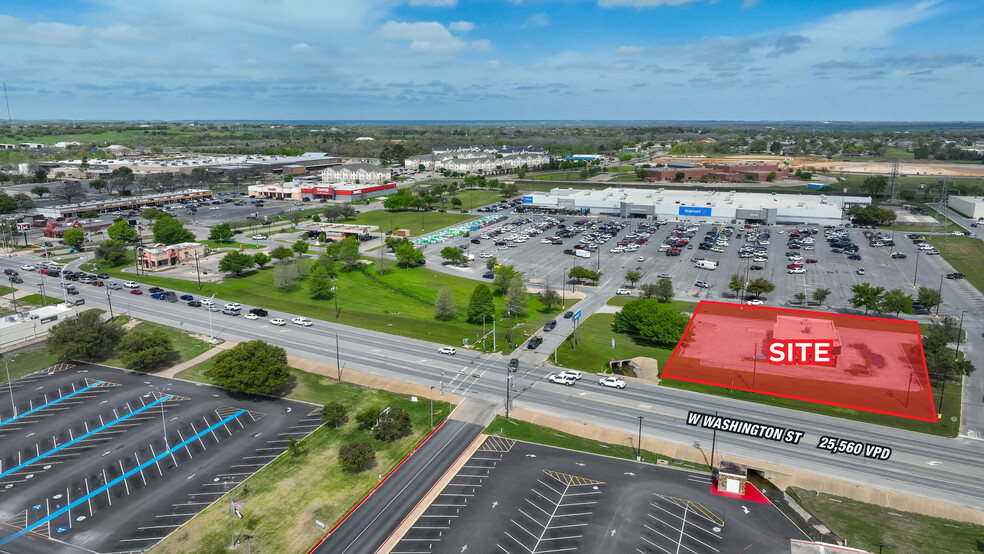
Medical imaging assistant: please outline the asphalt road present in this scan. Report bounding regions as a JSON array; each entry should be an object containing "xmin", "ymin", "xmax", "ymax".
[
  {"xmin": 310, "ymin": 419, "xmax": 483, "ymax": 554},
  {"xmin": 3, "ymin": 218, "xmax": 984, "ymax": 518}
]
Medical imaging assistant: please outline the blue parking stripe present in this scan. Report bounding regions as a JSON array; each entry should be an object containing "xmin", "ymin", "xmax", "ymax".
[
  {"xmin": 0, "ymin": 395, "xmax": 172, "ymax": 481},
  {"xmin": 0, "ymin": 381, "xmax": 104, "ymax": 428},
  {"xmin": 0, "ymin": 408, "xmax": 247, "ymax": 547}
]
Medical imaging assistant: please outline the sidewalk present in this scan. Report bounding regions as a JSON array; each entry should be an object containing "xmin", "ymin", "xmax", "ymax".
[{"xmin": 157, "ymin": 339, "xmax": 238, "ymax": 378}]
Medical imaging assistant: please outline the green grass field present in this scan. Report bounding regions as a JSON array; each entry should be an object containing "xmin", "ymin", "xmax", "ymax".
[
  {"xmin": 0, "ymin": 348, "xmax": 64, "ymax": 385},
  {"xmin": 89, "ymin": 259, "xmax": 559, "ymax": 354},
  {"xmin": 485, "ymin": 416, "xmax": 708, "ymax": 471},
  {"xmin": 153, "ymin": 361, "xmax": 451, "ymax": 553},
  {"xmin": 926, "ymin": 236, "xmax": 984, "ymax": 296},
  {"xmin": 531, "ymin": 171, "xmax": 590, "ymax": 181},
  {"xmin": 553, "ymin": 313, "xmax": 677, "ymax": 374},
  {"xmin": 787, "ymin": 487, "xmax": 984, "ymax": 554},
  {"xmin": 344, "ymin": 210, "xmax": 473, "ymax": 236}
]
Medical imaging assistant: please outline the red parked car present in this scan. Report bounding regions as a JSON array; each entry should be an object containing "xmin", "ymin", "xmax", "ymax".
[
  {"xmin": 786, "ymin": 263, "xmax": 804, "ymax": 269},
  {"xmin": 805, "ymin": 259, "xmax": 818, "ymax": 264}
]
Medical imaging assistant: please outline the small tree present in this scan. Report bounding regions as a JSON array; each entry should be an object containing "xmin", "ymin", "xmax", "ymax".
[
  {"xmin": 209, "ymin": 223, "xmax": 234, "ymax": 243},
  {"xmin": 338, "ymin": 441, "xmax": 375, "ymax": 472},
  {"xmin": 206, "ymin": 340, "xmax": 289, "ymax": 394},
  {"xmin": 849, "ymin": 282, "xmax": 885, "ymax": 315},
  {"xmin": 13, "ymin": 192, "xmax": 33, "ymax": 211},
  {"xmin": 539, "ymin": 280, "xmax": 561, "ymax": 310},
  {"xmin": 882, "ymin": 288, "xmax": 914, "ymax": 317},
  {"xmin": 467, "ymin": 284, "xmax": 495, "ymax": 324},
  {"xmin": 252, "ymin": 252, "xmax": 271, "ymax": 268},
  {"xmin": 292, "ymin": 240, "xmax": 309, "ymax": 257},
  {"xmin": 63, "ymin": 227, "xmax": 86, "ymax": 251},
  {"xmin": 450, "ymin": 197, "xmax": 462, "ymax": 209},
  {"xmin": 355, "ymin": 407, "xmax": 382, "ymax": 430},
  {"xmin": 309, "ymin": 263, "xmax": 336, "ymax": 300},
  {"xmin": 746, "ymin": 278, "xmax": 775, "ymax": 299},
  {"xmin": 395, "ymin": 242, "xmax": 424, "ymax": 267},
  {"xmin": 273, "ymin": 260, "xmax": 304, "ymax": 293},
  {"xmin": 338, "ymin": 236, "xmax": 360, "ymax": 269},
  {"xmin": 505, "ymin": 276, "xmax": 528, "ymax": 317},
  {"xmin": 625, "ymin": 271, "xmax": 642, "ymax": 288},
  {"xmin": 286, "ymin": 435, "xmax": 302, "ymax": 457},
  {"xmin": 766, "ymin": 171, "xmax": 777, "ymax": 182},
  {"xmin": 654, "ymin": 278, "xmax": 674, "ymax": 303},
  {"xmin": 674, "ymin": 171, "xmax": 685, "ymax": 182},
  {"xmin": 435, "ymin": 286, "xmax": 457, "ymax": 320},
  {"xmin": 812, "ymin": 287, "xmax": 831, "ymax": 304},
  {"xmin": 793, "ymin": 292, "xmax": 807, "ymax": 304},
  {"xmin": 31, "ymin": 186, "xmax": 49, "ymax": 198},
  {"xmin": 153, "ymin": 215, "xmax": 195, "ymax": 244},
  {"xmin": 218, "ymin": 251, "xmax": 256, "ymax": 276},
  {"xmin": 321, "ymin": 402, "xmax": 348, "ymax": 428},
  {"xmin": 83, "ymin": 210, "xmax": 99, "ymax": 219},
  {"xmin": 116, "ymin": 328, "xmax": 174, "ymax": 371},
  {"xmin": 640, "ymin": 283, "xmax": 658, "ymax": 299},
  {"xmin": 288, "ymin": 211, "xmax": 303, "ymax": 226},
  {"xmin": 728, "ymin": 273, "xmax": 743, "ymax": 297},
  {"xmin": 440, "ymin": 246, "xmax": 464, "ymax": 266},
  {"xmin": 270, "ymin": 245, "xmax": 294, "ymax": 264},
  {"xmin": 95, "ymin": 239, "xmax": 131, "ymax": 266},
  {"xmin": 917, "ymin": 285, "xmax": 942, "ymax": 312},
  {"xmin": 47, "ymin": 310, "xmax": 125, "ymax": 360},
  {"xmin": 375, "ymin": 408, "xmax": 413, "ymax": 442}
]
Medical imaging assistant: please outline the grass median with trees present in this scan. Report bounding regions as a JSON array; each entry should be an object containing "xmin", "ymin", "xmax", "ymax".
[{"xmin": 155, "ymin": 358, "xmax": 451, "ymax": 554}]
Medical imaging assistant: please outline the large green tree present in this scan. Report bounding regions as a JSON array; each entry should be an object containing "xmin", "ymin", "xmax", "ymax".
[
  {"xmin": 63, "ymin": 227, "xmax": 86, "ymax": 251},
  {"xmin": 493, "ymin": 265, "xmax": 521, "ymax": 295},
  {"xmin": 115, "ymin": 328, "xmax": 174, "ymax": 371},
  {"xmin": 153, "ymin": 215, "xmax": 195, "ymax": 244},
  {"xmin": 95, "ymin": 239, "xmax": 130, "ymax": 266},
  {"xmin": 107, "ymin": 219, "xmax": 138, "ymax": 243},
  {"xmin": 746, "ymin": 278, "xmax": 775, "ymax": 299},
  {"xmin": 292, "ymin": 240, "xmax": 309, "ymax": 257},
  {"xmin": 505, "ymin": 276, "xmax": 528, "ymax": 317},
  {"xmin": 337, "ymin": 236, "xmax": 360, "ymax": 268},
  {"xmin": 882, "ymin": 288, "xmax": 914, "ymax": 317},
  {"xmin": 849, "ymin": 282, "xmax": 885, "ymax": 314},
  {"xmin": 253, "ymin": 252, "xmax": 271, "ymax": 268},
  {"xmin": 466, "ymin": 284, "xmax": 495, "ymax": 324},
  {"xmin": 270, "ymin": 245, "xmax": 295, "ymax": 264},
  {"xmin": 308, "ymin": 263, "xmax": 336, "ymax": 300},
  {"xmin": 47, "ymin": 310, "xmax": 125, "ymax": 360},
  {"xmin": 395, "ymin": 242, "xmax": 425, "ymax": 267},
  {"xmin": 612, "ymin": 298, "xmax": 691, "ymax": 348},
  {"xmin": 209, "ymin": 223, "xmax": 234, "ymax": 243},
  {"xmin": 441, "ymin": 246, "xmax": 464, "ymax": 266},
  {"xmin": 917, "ymin": 286, "xmax": 942, "ymax": 312},
  {"xmin": 0, "ymin": 193, "xmax": 18, "ymax": 214},
  {"xmin": 206, "ymin": 340, "xmax": 290, "ymax": 394},
  {"xmin": 218, "ymin": 251, "xmax": 255, "ymax": 276},
  {"xmin": 861, "ymin": 175, "xmax": 889, "ymax": 203}
]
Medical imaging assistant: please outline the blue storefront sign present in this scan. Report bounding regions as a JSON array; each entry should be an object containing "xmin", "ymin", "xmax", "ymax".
[
  {"xmin": 522, "ymin": 196, "xmax": 533, "ymax": 204},
  {"xmin": 678, "ymin": 206, "xmax": 712, "ymax": 217}
]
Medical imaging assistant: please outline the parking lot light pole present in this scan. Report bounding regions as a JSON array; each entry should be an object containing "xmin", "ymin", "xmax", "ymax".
[
  {"xmin": 912, "ymin": 249, "xmax": 920, "ymax": 289},
  {"xmin": 636, "ymin": 416, "xmax": 643, "ymax": 461},
  {"xmin": 207, "ymin": 293, "xmax": 217, "ymax": 344},
  {"xmin": 935, "ymin": 274, "xmax": 944, "ymax": 317},
  {"xmin": 149, "ymin": 383, "xmax": 171, "ymax": 451},
  {"xmin": 2, "ymin": 353, "xmax": 19, "ymax": 418},
  {"xmin": 194, "ymin": 254, "xmax": 202, "ymax": 290},
  {"xmin": 105, "ymin": 288, "xmax": 114, "ymax": 320}
]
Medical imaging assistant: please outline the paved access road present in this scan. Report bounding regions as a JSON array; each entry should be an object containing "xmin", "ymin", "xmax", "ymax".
[{"xmin": 310, "ymin": 419, "xmax": 484, "ymax": 554}]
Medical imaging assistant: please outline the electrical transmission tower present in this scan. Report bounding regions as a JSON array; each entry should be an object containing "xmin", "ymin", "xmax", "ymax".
[{"xmin": 887, "ymin": 158, "xmax": 901, "ymax": 204}]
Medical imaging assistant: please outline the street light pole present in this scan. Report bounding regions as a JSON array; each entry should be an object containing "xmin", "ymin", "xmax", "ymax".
[
  {"xmin": 195, "ymin": 254, "xmax": 202, "ymax": 290},
  {"xmin": 207, "ymin": 293, "xmax": 216, "ymax": 344},
  {"xmin": 636, "ymin": 416, "xmax": 643, "ymax": 461},
  {"xmin": 912, "ymin": 248, "xmax": 920, "ymax": 289},
  {"xmin": 954, "ymin": 310, "xmax": 967, "ymax": 362},
  {"xmin": 936, "ymin": 274, "xmax": 944, "ymax": 317},
  {"xmin": 429, "ymin": 386, "xmax": 434, "ymax": 428},
  {"xmin": 105, "ymin": 288, "xmax": 114, "ymax": 320},
  {"xmin": 2, "ymin": 354, "xmax": 19, "ymax": 418}
]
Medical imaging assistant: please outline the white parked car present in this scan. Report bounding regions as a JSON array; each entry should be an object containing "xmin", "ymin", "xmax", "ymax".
[
  {"xmin": 244, "ymin": 313, "xmax": 258, "ymax": 320},
  {"xmin": 615, "ymin": 288, "xmax": 631, "ymax": 295},
  {"xmin": 787, "ymin": 267, "xmax": 806, "ymax": 274},
  {"xmin": 209, "ymin": 206, "xmax": 221, "ymax": 210},
  {"xmin": 291, "ymin": 317, "xmax": 313, "ymax": 326},
  {"xmin": 480, "ymin": 253, "xmax": 493, "ymax": 258},
  {"xmin": 752, "ymin": 257, "xmax": 767, "ymax": 262},
  {"xmin": 123, "ymin": 281, "xmax": 139, "ymax": 288},
  {"xmin": 598, "ymin": 376, "xmax": 627, "ymax": 389},
  {"xmin": 270, "ymin": 318, "xmax": 287, "ymax": 326},
  {"xmin": 438, "ymin": 346, "xmax": 456, "ymax": 355},
  {"xmin": 745, "ymin": 298, "xmax": 764, "ymax": 305}
]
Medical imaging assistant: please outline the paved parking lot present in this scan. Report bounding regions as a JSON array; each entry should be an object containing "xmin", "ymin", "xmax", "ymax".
[
  {"xmin": 391, "ymin": 437, "xmax": 804, "ymax": 553},
  {"xmin": 419, "ymin": 215, "xmax": 962, "ymax": 312},
  {"xmin": 0, "ymin": 364, "xmax": 321, "ymax": 553}
]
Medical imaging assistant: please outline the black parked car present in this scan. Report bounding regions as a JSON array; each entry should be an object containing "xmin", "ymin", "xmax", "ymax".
[{"xmin": 482, "ymin": 271, "xmax": 495, "ymax": 279}]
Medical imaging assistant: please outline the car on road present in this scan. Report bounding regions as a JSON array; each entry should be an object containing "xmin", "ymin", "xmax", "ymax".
[
  {"xmin": 615, "ymin": 288, "xmax": 631, "ymax": 295},
  {"xmin": 224, "ymin": 303, "xmax": 241, "ymax": 310},
  {"xmin": 543, "ymin": 319, "xmax": 557, "ymax": 332},
  {"xmin": 97, "ymin": 273, "xmax": 110, "ymax": 279},
  {"xmin": 8, "ymin": 276, "xmax": 23, "ymax": 284},
  {"xmin": 249, "ymin": 308, "xmax": 268, "ymax": 317},
  {"xmin": 598, "ymin": 376, "xmax": 627, "ymax": 389},
  {"xmin": 3, "ymin": 269, "xmax": 17, "ymax": 276},
  {"xmin": 746, "ymin": 298, "xmax": 764, "ymax": 305},
  {"xmin": 890, "ymin": 252, "xmax": 907, "ymax": 259},
  {"xmin": 508, "ymin": 358, "xmax": 519, "ymax": 372},
  {"xmin": 925, "ymin": 249, "xmax": 940, "ymax": 255},
  {"xmin": 148, "ymin": 286, "xmax": 164, "ymax": 293},
  {"xmin": 527, "ymin": 336, "xmax": 543, "ymax": 350},
  {"xmin": 548, "ymin": 373, "xmax": 577, "ymax": 386},
  {"xmin": 91, "ymin": 280, "xmax": 105, "ymax": 287},
  {"xmin": 557, "ymin": 370, "xmax": 582, "ymax": 380},
  {"xmin": 123, "ymin": 281, "xmax": 139, "ymax": 288},
  {"xmin": 252, "ymin": 235, "xmax": 268, "ymax": 240},
  {"xmin": 201, "ymin": 298, "xmax": 215, "ymax": 305},
  {"xmin": 291, "ymin": 317, "xmax": 313, "ymax": 326},
  {"xmin": 438, "ymin": 346, "xmax": 456, "ymax": 355},
  {"xmin": 180, "ymin": 294, "xmax": 194, "ymax": 301},
  {"xmin": 946, "ymin": 272, "xmax": 966, "ymax": 279},
  {"xmin": 66, "ymin": 288, "xmax": 79, "ymax": 295},
  {"xmin": 266, "ymin": 317, "xmax": 286, "ymax": 326},
  {"xmin": 805, "ymin": 259, "xmax": 818, "ymax": 264},
  {"xmin": 130, "ymin": 289, "xmax": 143, "ymax": 295},
  {"xmin": 244, "ymin": 313, "xmax": 259, "ymax": 320},
  {"xmin": 786, "ymin": 263, "xmax": 803, "ymax": 269},
  {"xmin": 564, "ymin": 311, "xmax": 574, "ymax": 319},
  {"xmin": 187, "ymin": 300, "xmax": 201, "ymax": 307},
  {"xmin": 20, "ymin": 264, "xmax": 35, "ymax": 271},
  {"xmin": 694, "ymin": 280, "xmax": 710, "ymax": 288}
]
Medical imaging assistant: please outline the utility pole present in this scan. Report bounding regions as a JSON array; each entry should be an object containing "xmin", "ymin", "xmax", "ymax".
[{"xmin": 335, "ymin": 333, "xmax": 341, "ymax": 382}]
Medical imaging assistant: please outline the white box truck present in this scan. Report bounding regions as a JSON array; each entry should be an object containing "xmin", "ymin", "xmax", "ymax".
[
  {"xmin": 695, "ymin": 260, "xmax": 718, "ymax": 270},
  {"xmin": 575, "ymin": 249, "xmax": 591, "ymax": 259}
]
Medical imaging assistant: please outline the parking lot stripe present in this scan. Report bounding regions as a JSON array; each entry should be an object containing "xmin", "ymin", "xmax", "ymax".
[
  {"xmin": 0, "ymin": 409, "xmax": 246, "ymax": 548},
  {"xmin": 0, "ymin": 394, "xmax": 172, "ymax": 480},
  {"xmin": 0, "ymin": 381, "xmax": 103, "ymax": 428}
]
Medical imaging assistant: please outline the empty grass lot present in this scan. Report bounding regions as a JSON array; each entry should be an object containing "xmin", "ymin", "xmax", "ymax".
[
  {"xmin": 152, "ymin": 360, "xmax": 451, "ymax": 554},
  {"xmin": 345, "ymin": 209, "xmax": 473, "ymax": 236},
  {"xmin": 553, "ymin": 313, "xmax": 677, "ymax": 374},
  {"xmin": 926, "ymin": 235, "xmax": 984, "ymax": 295},
  {"xmin": 787, "ymin": 487, "xmax": 984, "ymax": 554},
  {"xmin": 91, "ymin": 260, "xmax": 560, "ymax": 353}
]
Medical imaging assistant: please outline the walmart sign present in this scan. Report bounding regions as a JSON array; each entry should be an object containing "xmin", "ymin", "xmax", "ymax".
[
  {"xmin": 678, "ymin": 206, "xmax": 712, "ymax": 216},
  {"xmin": 523, "ymin": 196, "xmax": 534, "ymax": 204}
]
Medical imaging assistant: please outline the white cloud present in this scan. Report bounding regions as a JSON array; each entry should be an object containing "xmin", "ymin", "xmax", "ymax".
[
  {"xmin": 292, "ymin": 42, "xmax": 312, "ymax": 52},
  {"xmin": 615, "ymin": 45, "xmax": 646, "ymax": 55},
  {"xmin": 0, "ymin": 15, "xmax": 88, "ymax": 47},
  {"xmin": 485, "ymin": 60, "xmax": 501, "ymax": 69},
  {"xmin": 409, "ymin": 0, "xmax": 457, "ymax": 6},
  {"xmin": 523, "ymin": 13, "xmax": 550, "ymax": 28},
  {"xmin": 377, "ymin": 20, "xmax": 487, "ymax": 55},
  {"xmin": 598, "ymin": 0, "xmax": 701, "ymax": 7},
  {"xmin": 800, "ymin": 0, "xmax": 943, "ymax": 48},
  {"xmin": 741, "ymin": 0, "xmax": 759, "ymax": 7},
  {"xmin": 448, "ymin": 21, "xmax": 474, "ymax": 33}
]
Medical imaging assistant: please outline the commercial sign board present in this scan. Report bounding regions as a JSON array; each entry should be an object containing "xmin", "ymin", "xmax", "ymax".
[
  {"xmin": 313, "ymin": 187, "xmax": 333, "ymax": 195},
  {"xmin": 523, "ymin": 196, "xmax": 533, "ymax": 204},
  {"xmin": 40, "ymin": 315, "xmax": 58, "ymax": 324},
  {"xmin": 16, "ymin": 222, "xmax": 30, "ymax": 231},
  {"xmin": 678, "ymin": 206, "xmax": 712, "ymax": 217},
  {"xmin": 572, "ymin": 309, "xmax": 581, "ymax": 322}
]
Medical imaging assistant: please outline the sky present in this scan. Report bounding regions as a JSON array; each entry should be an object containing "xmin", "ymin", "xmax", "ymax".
[{"xmin": 1, "ymin": 0, "xmax": 981, "ymax": 121}]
